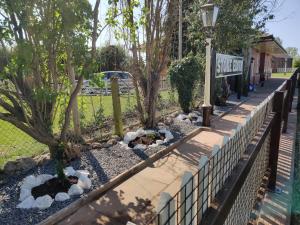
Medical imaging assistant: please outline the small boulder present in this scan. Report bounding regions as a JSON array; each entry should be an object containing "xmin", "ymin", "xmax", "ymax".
[
  {"xmin": 18, "ymin": 157, "xmax": 37, "ymax": 172},
  {"xmin": 77, "ymin": 175, "xmax": 92, "ymax": 189},
  {"xmin": 107, "ymin": 138, "xmax": 117, "ymax": 146},
  {"xmin": 124, "ymin": 131, "xmax": 139, "ymax": 144},
  {"xmin": 21, "ymin": 175, "xmax": 41, "ymax": 190},
  {"xmin": 68, "ymin": 184, "xmax": 84, "ymax": 196},
  {"xmin": 17, "ymin": 196, "xmax": 35, "ymax": 209},
  {"xmin": 3, "ymin": 161, "xmax": 18, "ymax": 175},
  {"xmin": 75, "ymin": 170, "xmax": 89, "ymax": 178},
  {"xmin": 64, "ymin": 167, "xmax": 76, "ymax": 176},
  {"xmin": 133, "ymin": 144, "xmax": 147, "ymax": 150},
  {"xmin": 36, "ymin": 174, "xmax": 54, "ymax": 184},
  {"xmin": 19, "ymin": 188, "xmax": 32, "ymax": 202},
  {"xmin": 34, "ymin": 195, "xmax": 54, "ymax": 209},
  {"xmin": 55, "ymin": 192, "xmax": 70, "ymax": 202}
]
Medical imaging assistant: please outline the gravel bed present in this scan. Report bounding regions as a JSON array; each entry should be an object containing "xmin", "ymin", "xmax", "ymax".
[
  {"xmin": 0, "ymin": 116, "xmax": 201, "ymax": 225},
  {"xmin": 0, "ymin": 102, "xmax": 239, "ymax": 225}
]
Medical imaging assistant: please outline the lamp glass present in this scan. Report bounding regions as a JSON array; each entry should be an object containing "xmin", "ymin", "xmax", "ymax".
[{"xmin": 200, "ymin": 4, "xmax": 219, "ymax": 27}]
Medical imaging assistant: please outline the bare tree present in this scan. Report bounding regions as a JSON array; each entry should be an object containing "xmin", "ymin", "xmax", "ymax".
[{"xmin": 109, "ymin": 0, "xmax": 177, "ymax": 128}]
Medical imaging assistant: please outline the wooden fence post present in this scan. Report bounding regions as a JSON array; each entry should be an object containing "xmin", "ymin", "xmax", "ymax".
[
  {"xmin": 180, "ymin": 171, "xmax": 194, "ymax": 225},
  {"xmin": 282, "ymin": 79, "xmax": 291, "ymax": 133},
  {"xmin": 111, "ymin": 77, "xmax": 124, "ymax": 137},
  {"xmin": 197, "ymin": 156, "xmax": 209, "ymax": 223},
  {"xmin": 157, "ymin": 192, "xmax": 175, "ymax": 225},
  {"xmin": 268, "ymin": 91, "xmax": 284, "ymax": 191}
]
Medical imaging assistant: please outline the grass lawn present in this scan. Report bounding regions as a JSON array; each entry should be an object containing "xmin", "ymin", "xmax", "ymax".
[
  {"xmin": 0, "ymin": 90, "xmax": 173, "ymax": 169},
  {"xmin": 272, "ymin": 72, "xmax": 293, "ymax": 79},
  {"xmin": 0, "ymin": 120, "xmax": 47, "ymax": 169}
]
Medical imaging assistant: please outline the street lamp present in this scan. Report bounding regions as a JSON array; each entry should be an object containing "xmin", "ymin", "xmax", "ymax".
[{"xmin": 200, "ymin": 0, "xmax": 219, "ymax": 127}]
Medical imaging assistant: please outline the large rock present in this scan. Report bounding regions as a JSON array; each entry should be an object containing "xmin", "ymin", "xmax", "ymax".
[{"xmin": 3, "ymin": 157, "xmax": 36, "ymax": 175}]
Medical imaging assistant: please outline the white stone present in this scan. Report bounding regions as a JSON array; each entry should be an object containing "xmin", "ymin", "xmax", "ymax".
[
  {"xmin": 159, "ymin": 129, "xmax": 174, "ymax": 143},
  {"xmin": 36, "ymin": 174, "xmax": 54, "ymax": 184},
  {"xmin": 19, "ymin": 188, "xmax": 32, "ymax": 202},
  {"xmin": 77, "ymin": 175, "xmax": 92, "ymax": 189},
  {"xmin": 17, "ymin": 196, "xmax": 35, "ymax": 209},
  {"xmin": 68, "ymin": 184, "xmax": 84, "ymax": 196},
  {"xmin": 124, "ymin": 131, "xmax": 139, "ymax": 144},
  {"xmin": 75, "ymin": 170, "xmax": 89, "ymax": 178},
  {"xmin": 176, "ymin": 114, "xmax": 188, "ymax": 121},
  {"xmin": 55, "ymin": 192, "xmax": 70, "ymax": 202},
  {"xmin": 34, "ymin": 195, "xmax": 54, "ymax": 209},
  {"xmin": 64, "ymin": 167, "xmax": 76, "ymax": 176},
  {"xmin": 133, "ymin": 144, "xmax": 147, "ymax": 150},
  {"xmin": 21, "ymin": 175, "xmax": 41, "ymax": 190},
  {"xmin": 136, "ymin": 128, "xmax": 146, "ymax": 136},
  {"xmin": 156, "ymin": 140, "xmax": 164, "ymax": 145}
]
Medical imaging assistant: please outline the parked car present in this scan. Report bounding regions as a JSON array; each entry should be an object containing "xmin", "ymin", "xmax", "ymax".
[
  {"xmin": 102, "ymin": 71, "xmax": 133, "ymax": 95},
  {"xmin": 79, "ymin": 71, "xmax": 133, "ymax": 95}
]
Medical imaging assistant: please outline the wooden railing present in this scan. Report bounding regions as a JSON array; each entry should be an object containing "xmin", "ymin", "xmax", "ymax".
[{"xmin": 140, "ymin": 69, "xmax": 299, "ymax": 225}]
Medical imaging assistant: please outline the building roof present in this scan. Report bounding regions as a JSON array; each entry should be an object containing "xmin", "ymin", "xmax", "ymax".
[{"xmin": 253, "ymin": 35, "xmax": 290, "ymax": 58}]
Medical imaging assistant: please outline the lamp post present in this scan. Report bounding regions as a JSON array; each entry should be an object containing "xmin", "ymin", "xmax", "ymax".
[{"xmin": 200, "ymin": 0, "xmax": 219, "ymax": 127}]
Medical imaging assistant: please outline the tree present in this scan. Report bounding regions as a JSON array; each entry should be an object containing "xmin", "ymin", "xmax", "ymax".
[
  {"xmin": 0, "ymin": 0, "xmax": 95, "ymax": 163},
  {"xmin": 108, "ymin": 0, "xmax": 177, "ymax": 128},
  {"xmin": 294, "ymin": 57, "xmax": 300, "ymax": 68},
  {"xmin": 286, "ymin": 47, "xmax": 299, "ymax": 58},
  {"xmin": 96, "ymin": 45, "xmax": 129, "ymax": 71},
  {"xmin": 184, "ymin": 0, "xmax": 277, "ymax": 103}
]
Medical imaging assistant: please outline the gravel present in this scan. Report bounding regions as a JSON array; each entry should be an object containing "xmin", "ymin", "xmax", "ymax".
[{"xmin": 0, "ymin": 106, "xmax": 233, "ymax": 225}]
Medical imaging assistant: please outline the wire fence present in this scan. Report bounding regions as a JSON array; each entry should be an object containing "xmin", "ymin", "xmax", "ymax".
[
  {"xmin": 144, "ymin": 70, "xmax": 300, "ymax": 225},
  {"xmin": 0, "ymin": 78, "xmax": 179, "ymax": 168}
]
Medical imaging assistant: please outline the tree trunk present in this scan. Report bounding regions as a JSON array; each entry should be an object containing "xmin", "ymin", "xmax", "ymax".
[{"xmin": 66, "ymin": 50, "xmax": 81, "ymax": 137}]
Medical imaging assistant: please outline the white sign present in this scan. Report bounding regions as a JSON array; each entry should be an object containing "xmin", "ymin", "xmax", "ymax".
[{"xmin": 216, "ymin": 53, "xmax": 243, "ymax": 78}]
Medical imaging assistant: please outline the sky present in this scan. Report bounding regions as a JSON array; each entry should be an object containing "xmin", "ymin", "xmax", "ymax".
[
  {"xmin": 90, "ymin": 0, "xmax": 300, "ymax": 53},
  {"xmin": 265, "ymin": 0, "xmax": 300, "ymax": 52}
]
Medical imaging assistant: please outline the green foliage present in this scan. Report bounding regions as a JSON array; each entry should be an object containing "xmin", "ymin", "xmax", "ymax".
[
  {"xmin": 294, "ymin": 57, "xmax": 300, "ymax": 68},
  {"xmin": 286, "ymin": 47, "xmax": 299, "ymax": 58},
  {"xmin": 90, "ymin": 72, "xmax": 105, "ymax": 88},
  {"xmin": 96, "ymin": 45, "xmax": 129, "ymax": 71},
  {"xmin": 169, "ymin": 56, "xmax": 202, "ymax": 113},
  {"xmin": 55, "ymin": 143, "xmax": 66, "ymax": 180},
  {"xmin": 185, "ymin": 0, "xmax": 275, "ymax": 56}
]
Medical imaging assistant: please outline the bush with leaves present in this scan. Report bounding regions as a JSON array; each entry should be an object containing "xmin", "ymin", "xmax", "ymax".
[
  {"xmin": 294, "ymin": 57, "xmax": 300, "ymax": 68},
  {"xmin": 168, "ymin": 56, "xmax": 202, "ymax": 113}
]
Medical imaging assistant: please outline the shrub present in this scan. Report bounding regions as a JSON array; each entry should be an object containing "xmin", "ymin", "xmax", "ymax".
[
  {"xmin": 168, "ymin": 55, "xmax": 202, "ymax": 113},
  {"xmin": 293, "ymin": 57, "xmax": 300, "ymax": 68}
]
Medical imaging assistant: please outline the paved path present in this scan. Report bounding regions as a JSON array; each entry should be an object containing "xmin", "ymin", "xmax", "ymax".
[
  {"xmin": 257, "ymin": 90, "xmax": 298, "ymax": 225},
  {"xmin": 58, "ymin": 79, "xmax": 287, "ymax": 225}
]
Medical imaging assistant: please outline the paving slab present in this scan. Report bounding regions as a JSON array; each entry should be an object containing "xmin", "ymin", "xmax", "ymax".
[{"xmin": 58, "ymin": 79, "xmax": 287, "ymax": 225}]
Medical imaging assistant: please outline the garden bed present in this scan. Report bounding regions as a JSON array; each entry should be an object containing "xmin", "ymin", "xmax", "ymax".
[{"xmin": 0, "ymin": 102, "xmax": 241, "ymax": 225}]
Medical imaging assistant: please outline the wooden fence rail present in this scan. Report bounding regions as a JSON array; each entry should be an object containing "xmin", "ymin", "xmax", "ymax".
[{"xmin": 140, "ymin": 69, "xmax": 299, "ymax": 225}]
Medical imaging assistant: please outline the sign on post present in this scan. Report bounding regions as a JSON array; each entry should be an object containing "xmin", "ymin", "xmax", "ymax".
[{"xmin": 216, "ymin": 53, "xmax": 243, "ymax": 78}]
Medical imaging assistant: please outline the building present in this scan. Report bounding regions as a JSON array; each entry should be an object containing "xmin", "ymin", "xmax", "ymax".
[{"xmin": 250, "ymin": 35, "xmax": 290, "ymax": 85}]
